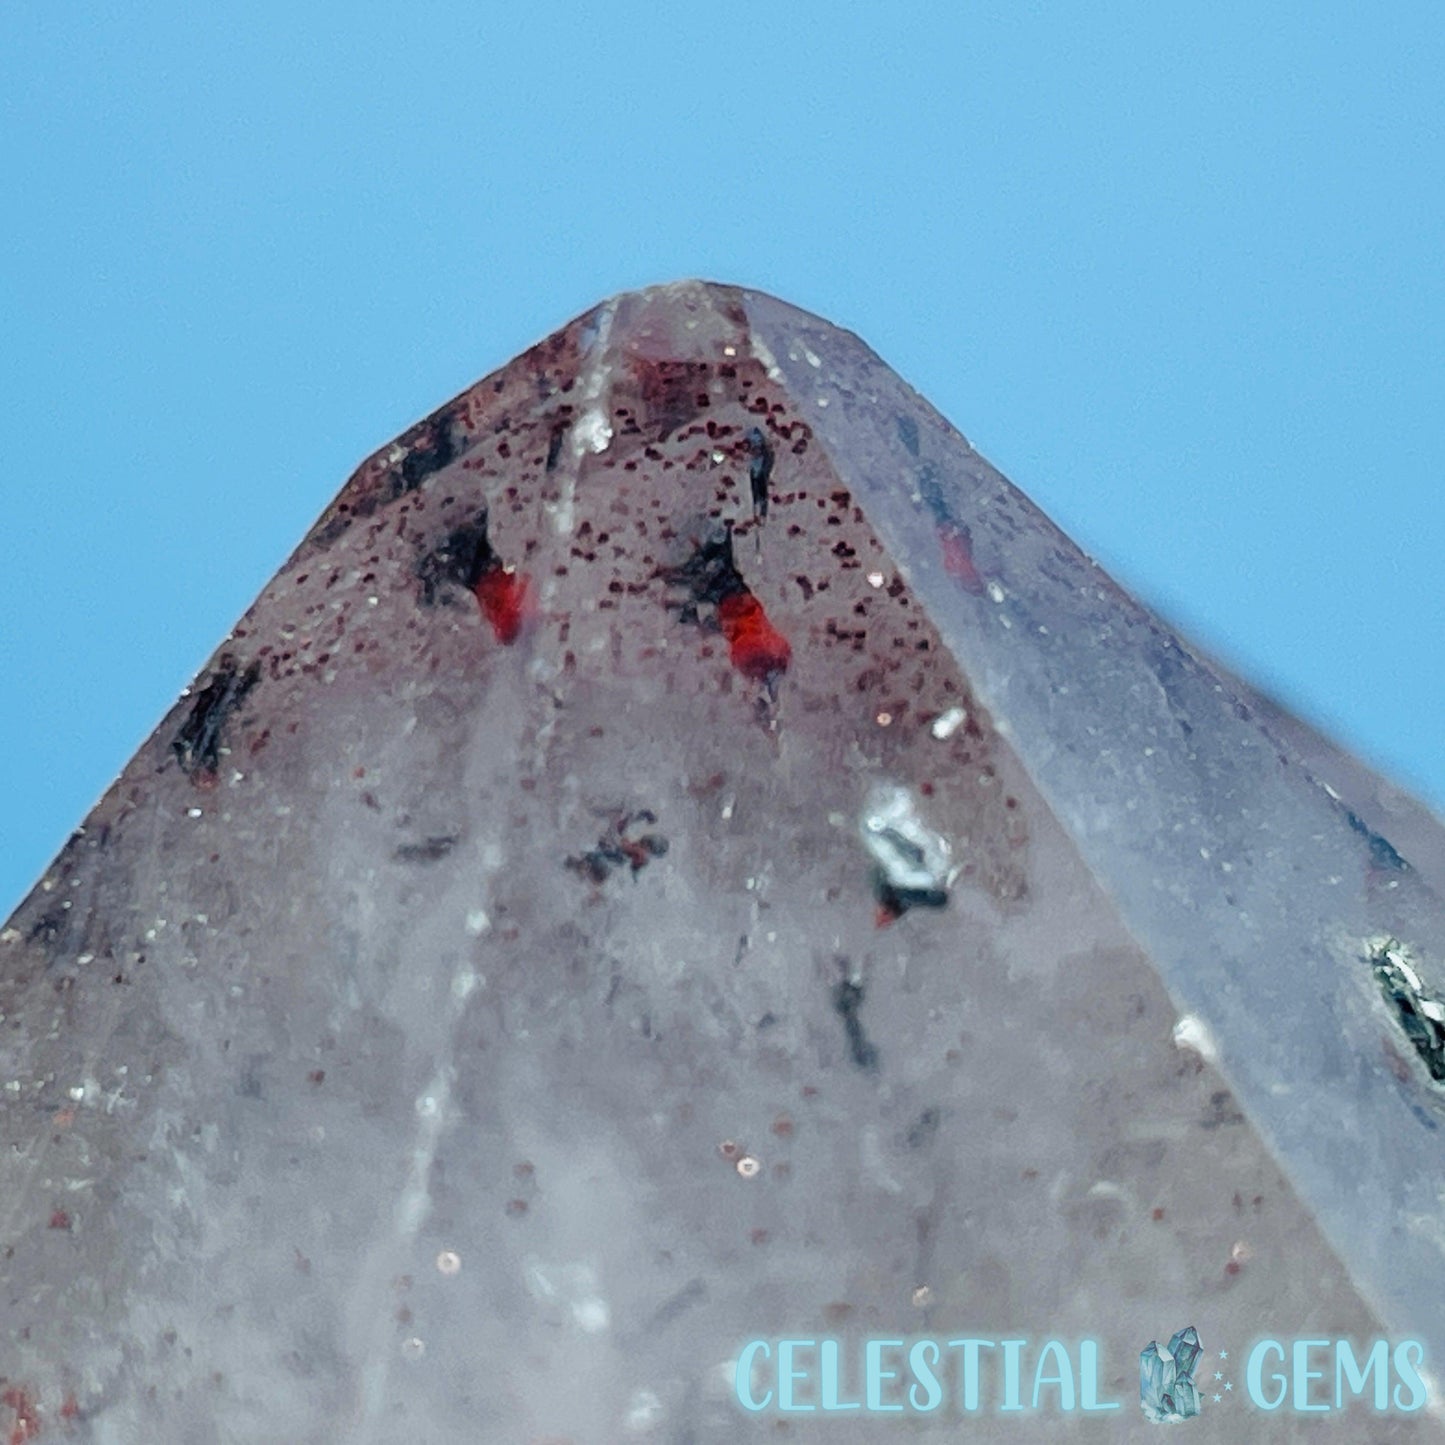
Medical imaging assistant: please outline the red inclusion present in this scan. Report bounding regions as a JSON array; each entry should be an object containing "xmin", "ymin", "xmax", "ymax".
[
  {"xmin": 472, "ymin": 568, "xmax": 533, "ymax": 645},
  {"xmin": 2, "ymin": 1388, "xmax": 39, "ymax": 1445},
  {"xmin": 938, "ymin": 522, "xmax": 985, "ymax": 594},
  {"xmin": 717, "ymin": 592, "xmax": 791, "ymax": 683}
]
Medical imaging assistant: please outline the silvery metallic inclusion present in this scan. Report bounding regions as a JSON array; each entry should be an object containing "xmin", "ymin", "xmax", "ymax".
[
  {"xmin": 858, "ymin": 782, "xmax": 953, "ymax": 904},
  {"xmin": 1370, "ymin": 936, "xmax": 1445, "ymax": 1081},
  {"xmin": 4, "ymin": 280, "xmax": 1445, "ymax": 1441}
]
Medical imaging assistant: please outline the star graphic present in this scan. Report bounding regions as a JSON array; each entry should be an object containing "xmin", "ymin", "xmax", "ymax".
[
  {"xmin": 1219, "ymin": 1350, "xmax": 1229, "ymax": 1360},
  {"xmin": 1225, "ymin": 1382, "xmax": 1233, "ymax": 1391},
  {"xmin": 1214, "ymin": 1371, "xmax": 1223, "ymax": 1380},
  {"xmin": 1213, "ymin": 1393, "xmax": 1222, "ymax": 1403}
]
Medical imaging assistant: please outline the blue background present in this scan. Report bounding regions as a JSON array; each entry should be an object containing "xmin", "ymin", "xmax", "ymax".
[{"xmin": 3, "ymin": 3, "xmax": 1441, "ymax": 913}]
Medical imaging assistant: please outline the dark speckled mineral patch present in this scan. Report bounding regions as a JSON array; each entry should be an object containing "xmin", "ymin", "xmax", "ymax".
[{"xmin": 5, "ymin": 282, "xmax": 1445, "ymax": 1441}]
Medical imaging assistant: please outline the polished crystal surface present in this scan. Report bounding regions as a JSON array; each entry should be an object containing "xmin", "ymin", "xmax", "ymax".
[{"xmin": 3, "ymin": 281, "xmax": 1445, "ymax": 1441}]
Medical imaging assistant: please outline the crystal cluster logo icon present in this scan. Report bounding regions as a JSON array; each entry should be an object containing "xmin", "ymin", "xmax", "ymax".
[{"xmin": 1140, "ymin": 1326, "xmax": 1204, "ymax": 1422}]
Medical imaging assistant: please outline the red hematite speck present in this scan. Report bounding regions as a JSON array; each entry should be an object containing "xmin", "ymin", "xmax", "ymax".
[
  {"xmin": 472, "ymin": 567, "xmax": 533, "ymax": 645},
  {"xmin": 937, "ymin": 521, "xmax": 985, "ymax": 595},
  {"xmin": 2, "ymin": 1388, "xmax": 39, "ymax": 1445},
  {"xmin": 716, "ymin": 591, "xmax": 790, "ymax": 683}
]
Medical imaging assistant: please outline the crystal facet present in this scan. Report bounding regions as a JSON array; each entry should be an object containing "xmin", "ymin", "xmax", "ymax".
[{"xmin": 4, "ymin": 281, "xmax": 1445, "ymax": 1441}]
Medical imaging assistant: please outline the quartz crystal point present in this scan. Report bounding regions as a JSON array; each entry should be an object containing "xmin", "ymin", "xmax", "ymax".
[{"xmin": 4, "ymin": 281, "xmax": 1445, "ymax": 1442}]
